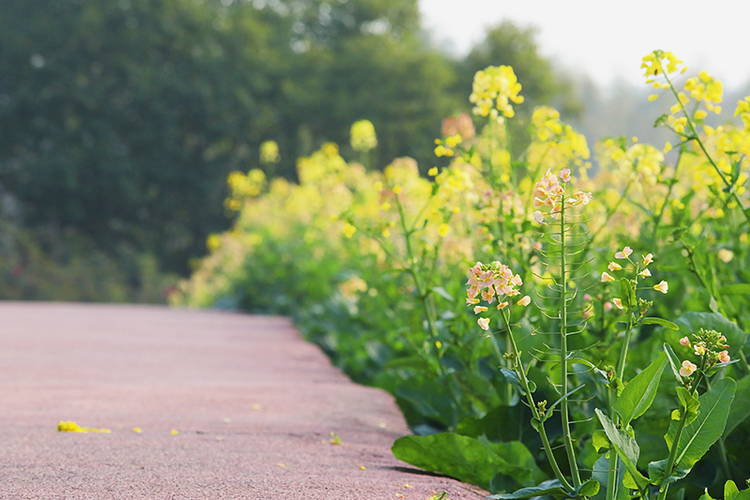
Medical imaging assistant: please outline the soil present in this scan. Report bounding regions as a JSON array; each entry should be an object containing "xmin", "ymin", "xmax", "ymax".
[{"xmin": 0, "ymin": 302, "xmax": 487, "ymax": 499}]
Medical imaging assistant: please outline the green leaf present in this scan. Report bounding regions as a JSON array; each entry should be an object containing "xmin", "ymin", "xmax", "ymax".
[
  {"xmin": 699, "ymin": 488, "xmax": 717, "ymax": 500},
  {"xmin": 592, "ymin": 430, "xmax": 610, "ymax": 453},
  {"xmin": 392, "ymin": 434, "xmax": 542, "ymax": 491},
  {"xmin": 724, "ymin": 375, "xmax": 750, "ymax": 438},
  {"xmin": 641, "ymin": 317, "xmax": 679, "ymax": 330},
  {"xmin": 663, "ymin": 343, "xmax": 686, "ymax": 385},
  {"xmin": 595, "ymin": 409, "xmax": 650, "ymax": 491},
  {"xmin": 615, "ymin": 352, "xmax": 668, "ymax": 426},
  {"xmin": 647, "ymin": 458, "xmax": 691, "ymax": 486},
  {"xmin": 489, "ymin": 479, "xmax": 599, "ymax": 500},
  {"xmin": 725, "ymin": 480, "xmax": 740, "ymax": 500},
  {"xmin": 432, "ymin": 286, "xmax": 454, "ymax": 301},
  {"xmin": 666, "ymin": 378, "xmax": 736, "ymax": 470},
  {"xmin": 719, "ymin": 283, "xmax": 750, "ymax": 295},
  {"xmin": 620, "ymin": 278, "xmax": 636, "ymax": 309}
]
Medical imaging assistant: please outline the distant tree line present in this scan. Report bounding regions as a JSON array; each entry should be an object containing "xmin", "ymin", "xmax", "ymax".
[{"xmin": 0, "ymin": 0, "xmax": 577, "ymax": 283}]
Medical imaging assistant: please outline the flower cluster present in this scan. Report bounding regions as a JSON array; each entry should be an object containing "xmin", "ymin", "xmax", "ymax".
[
  {"xmin": 601, "ymin": 248, "xmax": 667, "ymax": 309},
  {"xmin": 434, "ymin": 134, "xmax": 463, "ymax": 157},
  {"xmin": 350, "ymin": 120, "xmax": 378, "ymax": 152},
  {"xmin": 260, "ymin": 140, "xmax": 280, "ymax": 164},
  {"xmin": 736, "ymin": 96, "xmax": 750, "ymax": 133},
  {"xmin": 469, "ymin": 65, "xmax": 524, "ymax": 119},
  {"xmin": 678, "ymin": 328, "xmax": 731, "ymax": 377},
  {"xmin": 466, "ymin": 261, "xmax": 530, "ymax": 331},
  {"xmin": 641, "ymin": 50, "xmax": 685, "ymax": 78},
  {"xmin": 532, "ymin": 169, "xmax": 592, "ymax": 223}
]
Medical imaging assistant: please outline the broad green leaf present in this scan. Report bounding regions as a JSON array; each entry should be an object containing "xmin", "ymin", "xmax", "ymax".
[
  {"xmin": 647, "ymin": 458, "xmax": 691, "ymax": 486},
  {"xmin": 641, "ymin": 317, "xmax": 679, "ymax": 330},
  {"xmin": 719, "ymin": 283, "xmax": 750, "ymax": 295},
  {"xmin": 615, "ymin": 352, "xmax": 668, "ymax": 426},
  {"xmin": 725, "ymin": 480, "xmax": 740, "ymax": 500},
  {"xmin": 699, "ymin": 488, "xmax": 717, "ymax": 500},
  {"xmin": 674, "ymin": 312, "xmax": 748, "ymax": 359},
  {"xmin": 489, "ymin": 479, "xmax": 599, "ymax": 500},
  {"xmin": 392, "ymin": 434, "xmax": 542, "ymax": 491},
  {"xmin": 666, "ymin": 378, "xmax": 736, "ymax": 470},
  {"xmin": 723, "ymin": 375, "xmax": 750, "ymax": 438},
  {"xmin": 595, "ymin": 409, "xmax": 650, "ymax": 491}
]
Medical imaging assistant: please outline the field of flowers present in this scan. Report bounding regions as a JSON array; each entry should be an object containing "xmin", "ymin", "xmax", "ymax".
[{"xmin": 174, "ymin": 51, "xmax": 750, "ymax": 500}]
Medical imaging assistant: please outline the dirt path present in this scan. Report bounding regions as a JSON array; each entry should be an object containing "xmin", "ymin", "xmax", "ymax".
[{"xmin": 0, "ymin": 303, "xmax": 486, "ymax": 499}]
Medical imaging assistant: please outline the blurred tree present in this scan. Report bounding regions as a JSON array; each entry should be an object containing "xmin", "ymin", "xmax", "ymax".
[{"xmin": 0, "ymin": 0, "xmax": 279, "ymax": 273}]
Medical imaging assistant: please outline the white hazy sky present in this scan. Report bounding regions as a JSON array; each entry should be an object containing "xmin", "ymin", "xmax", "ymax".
[{"xmin": 420, "ymin": 0, "xmax": 750, "ymax": 91}]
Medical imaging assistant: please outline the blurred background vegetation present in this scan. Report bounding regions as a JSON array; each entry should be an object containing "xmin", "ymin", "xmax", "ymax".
[{"xmin": 0, "ymin": 0, "xmax": 745, "ymax": 302}]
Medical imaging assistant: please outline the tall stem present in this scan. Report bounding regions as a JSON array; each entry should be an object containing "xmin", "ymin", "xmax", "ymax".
[
  {"xmin": 499, "ymin": 311, "xmax": 574, "ymax": 492},
  {"xmin": 559, "ymin": 195, "xmax": 581, "ymax": 487},
  {"xmin": 657, "ymin": 409, "xmax": 689, "ymax": 500}
]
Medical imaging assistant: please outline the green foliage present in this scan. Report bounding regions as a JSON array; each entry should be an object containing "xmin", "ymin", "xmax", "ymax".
[
  {"xmin": 392, "ymin": 433, "xmax": 544, "ymax": 492},
  {"xmin": 614, "ymin": 352, "xmax": 668, "ymax": 427}
]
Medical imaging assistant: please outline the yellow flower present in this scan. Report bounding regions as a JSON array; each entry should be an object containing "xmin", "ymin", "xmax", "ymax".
[
  {"xmin": 437, "ymin": 223, "xmax": 450, "ymax": 238},
  {"xmin": 342, "ymin": 223, "xmax": 357, "ymax": 238},
  {"xmin": 613, "ymin": 298, "xmax": 624, "ymax": 309},
  {"xmin": 260, "ymin": 140, "xmax": 280, "ymax": 164},
  {"xmin": 171, "ymin": 429, "xmax": 179, "ymax": 435},
  {"xmin": 133, "ymin": 427, "xmax": 142, "ymax": 433},
  {"xmin": 517, "ymin": 296, "xmax": 531, "ymax": 307},
  {"xmin": 428, "ymin": 167, "xmax": 438, "ymax": 176},
  {"xmin": 653, "ymin": 280, "xmax": 669, "ymax": 294},
  {"xmin": 350, "ymin": 120, "xmax": 378, "ymax": 152},
  {"xmin": 477, "ymin": 317, "xmax": 490, "ymax": 330}
]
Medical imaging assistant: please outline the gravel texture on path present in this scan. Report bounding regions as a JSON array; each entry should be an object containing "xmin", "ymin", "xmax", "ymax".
[{"xmin": 0, "ymin": 303, "xmax": 487, "ymax": 500}]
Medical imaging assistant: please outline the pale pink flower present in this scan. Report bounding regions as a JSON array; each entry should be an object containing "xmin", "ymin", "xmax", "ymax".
[
  {"xmin": 679, "ymin": 337, "xmax": 691, "ymax": 347},
  {"xmin": 517, "ymin": 296, "xmax": 531, "ymax": 306},
  {"xmin": 559, "ymin": 168, "xmax": 572, "ymax": 182},
  {"xmin": 466, "ymin": 297, "xmax": 479, "ymax": 305},
  {"xmin": 639, "ymin": 268, "xmax": 651, "ymax": 278},
  {"xmin": 533, "ymin": 211, "xmax": 544, "ymax": 224},
  {"xmin": 470, "ymin": 262, "xmax": 482, "ymax": 275},
  {"xmin": 719, "ymin": 350, "xmax": 731, "ymax": 364},
  {"xmin": 642, "ymin": 253, "xmax": 654, "ymax": 265},
  {"xmin": 615, "ymin": 246, "xmax": 633, "ymax": 259},
  {"xmin": 601, "ymin": 272, "xmax": 616, "ymax": 282},
  {"xmin": 694, "ymin": 343, "xmax": 706, "ymax": 356},
  {"xmin": 574, "ymin": 191, "xmax": 592, "ymax": 205},
  {"xmin": 604, "ymin": 301, "xmax": 613, "ymax": 312},
  {"xmin": 608, "ymin": 262, "xmax": 622, "ymax": 272},
  {"xmin": 679, "ymin": 360, "xmax": 697, "ymax": 377},
  {"xmin": 497, "ymin": 301, "xmax": 509, "ymax": 310},
  {"xmin": 583, "ymin": 294, "xmax": 592, "ymax": 301},
  {"xmin": 511, "ymin": 275, "xmax": 523, "ymax": 286},
  {"xmin": 477, "ymin": 317, "xmax": 490, "ymax": 331},
  {"xmin": 613, "ymin": 298, "xmax": 624, "ymax": 309},
  {"xmin": 473, "ymin": 306, "xmax": 488, "ymax": 314},
  {"xmin": 653, "ymin": 280, "xmax": 668, "ymax": 294}
]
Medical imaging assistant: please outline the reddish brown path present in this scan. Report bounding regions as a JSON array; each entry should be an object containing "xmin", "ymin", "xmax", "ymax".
[{"xmin": 0, "ymin": 303, "xmax": 486, "ymax": 500}]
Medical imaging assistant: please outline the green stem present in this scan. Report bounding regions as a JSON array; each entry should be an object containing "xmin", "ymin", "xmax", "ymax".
[
  {"xmin": 657, "ymin": 409, "xmax": 689, "ymax": 500},
  {"xmin": 559, "ymin": 195, "xmax": 581, "ymax": 487},
  {"xmin": 499, "ymin": 311, "xmax": 574, "ymax": 492}
]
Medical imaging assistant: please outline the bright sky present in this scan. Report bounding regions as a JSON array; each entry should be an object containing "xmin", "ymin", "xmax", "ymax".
[{"xmin": 420, "ymin": 0, "xmax": 750, "ymax": 91}]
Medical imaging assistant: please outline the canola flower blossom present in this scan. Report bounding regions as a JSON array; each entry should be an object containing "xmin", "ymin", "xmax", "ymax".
[
  {"xmin": 466, "ymin": 261, "xmax": 530, "ymax": 331},
  {"xmin": 602, "ymin": 250, "xmax": 667, "ymax": 308},
  {"xmin": 350, "ymin": 120, "xmax": 378, "ymax": 152},
  {"xmin": 532, "ymin": 168, "xmax": 592, "ymax": 224},
  {"xmin": 469, "ymin": 65, "xmax": 524, "ymax": 119},
  {"xmin": 678, "ymin": 329, "xmax": 731, "ymax": 379}
]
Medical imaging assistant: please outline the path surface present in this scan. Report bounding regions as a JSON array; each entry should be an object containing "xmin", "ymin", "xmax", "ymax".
[{"xmin": 0, "ymin": 303, "xmax": 486, "ymax": 499}]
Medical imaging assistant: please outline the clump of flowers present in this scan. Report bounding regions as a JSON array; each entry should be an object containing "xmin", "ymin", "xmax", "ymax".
[
  {"xmin": 350, "ymin": 120, "xmax": 378, "ymax": 152},
  {"xmin": 601, "ymin": 249, "xmax": 665, "ymax": 310},
  {"xmin": 469, "ymin": 65, "xmax": 524, "ymax": 119},
  {"xmin": 260, "ymin": 140, "xmax": 280, "ymax": 164},
  {"xmin": 678, "ymin": 328, "xmax": 731, "ymax": 383},
  {"xmin": 736, "ymin": 96, "xmax": 750, "ymax": 132},
  {"xmin": 466, "ymin": 261, "xmax": 530, "ymax": 331},
  {"xmin": 532, "ymin": 168, "xmax": 592, "ymax": 224}
]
